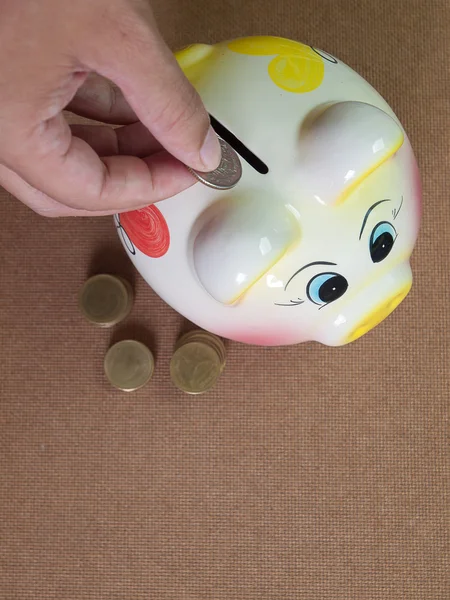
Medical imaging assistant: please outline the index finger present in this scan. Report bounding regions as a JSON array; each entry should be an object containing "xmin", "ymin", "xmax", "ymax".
[{"xmin": 79, "ymin": 4, "xmax": 221, "ymax": 172}]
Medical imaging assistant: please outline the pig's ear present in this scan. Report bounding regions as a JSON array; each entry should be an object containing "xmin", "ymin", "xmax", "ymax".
[
  {"xmin": 193, "ymin": 196, "xmax": 300, "ymax": 305},
  {"xmin": 298, "ymin": 101, "xmax": 404, "ymax": 205},
  {"xmin": 174, "ymin": 44, "xmax": 217, "ymax": 83}
]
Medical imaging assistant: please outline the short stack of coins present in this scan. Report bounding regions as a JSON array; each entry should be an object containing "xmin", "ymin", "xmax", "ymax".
[
  {"xmin": 170, "ymin": 330, "xmax": 226, "ymax": 394},
  {"xmin": 104, "ymin": 340, "xmax": 155, "ymax": 392},
  {"xmin": 78, "ymin": 274, "xmax": 133, "ymax": 328}
]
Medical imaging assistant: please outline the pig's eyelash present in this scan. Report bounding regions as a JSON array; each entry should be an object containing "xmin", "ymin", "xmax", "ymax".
[
  {"xmin": 274, "ymin": 298, "xmax": 305, "ymax": 307},
  {"xmin": 392, "ymin": 195, "xmax": 404, "ymax": 220}
]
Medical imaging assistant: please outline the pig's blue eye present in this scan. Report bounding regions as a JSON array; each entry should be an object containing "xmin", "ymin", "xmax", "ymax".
[
  {"xmin": 370, "ymin": 221, "xmax": 397, "ymax": 263},
  {"xmin": 307, "ymin": 272, "xmax": 348, "ymax": 306}
]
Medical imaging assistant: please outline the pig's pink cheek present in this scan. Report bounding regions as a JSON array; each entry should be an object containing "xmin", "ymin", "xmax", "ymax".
[{"xmin": 227, "ymin": 331, "xmax": 292, "ymax": 346}]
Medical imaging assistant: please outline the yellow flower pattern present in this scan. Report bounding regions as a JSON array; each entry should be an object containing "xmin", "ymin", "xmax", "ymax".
[{"xmin": 227, "ymin": 36, "xmax": 325, "ymax": 93}]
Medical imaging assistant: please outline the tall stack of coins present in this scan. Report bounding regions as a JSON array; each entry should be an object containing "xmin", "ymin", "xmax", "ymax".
[
  {"xmin": 79, "ymin": 274, "xmax": 133, "ymax": 328},
  {"xmin": 104, "ymin": 340, "xmax": 154, "ymax": 392},
  {"xmin": 170, "ymin": 330, "xmax": 226, "ymax": 394}
]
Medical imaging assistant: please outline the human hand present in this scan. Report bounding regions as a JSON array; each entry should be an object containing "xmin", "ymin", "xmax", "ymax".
[{"xmin": 0, "ymin": 0, "xmax": 221, "ymax": 217}]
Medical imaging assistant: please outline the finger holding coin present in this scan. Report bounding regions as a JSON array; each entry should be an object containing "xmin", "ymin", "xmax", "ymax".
[{"xmin": 188, "ymin": 137, "xmax": 242, "ymax": 190}]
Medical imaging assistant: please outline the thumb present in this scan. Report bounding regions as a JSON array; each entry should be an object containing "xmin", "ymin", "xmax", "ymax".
[{"xmin": 80, "ymin": 5, "xmax": 221, "ymax": 173}]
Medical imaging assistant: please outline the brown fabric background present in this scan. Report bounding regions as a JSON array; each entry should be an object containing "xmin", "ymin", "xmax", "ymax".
[{"xmin": 1, "ymin": 0, "xmax": 449, "ymax": 598}]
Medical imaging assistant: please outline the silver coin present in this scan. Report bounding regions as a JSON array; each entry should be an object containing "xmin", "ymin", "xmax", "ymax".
[{"xmin": 189, "ymin": 138, "xmax": 242, "ymax": 190}]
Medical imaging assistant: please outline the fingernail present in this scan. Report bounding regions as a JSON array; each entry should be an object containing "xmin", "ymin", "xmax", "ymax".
[{"xmin": 200, "ymin": 126, "xmax": 222, "ymax": 171}]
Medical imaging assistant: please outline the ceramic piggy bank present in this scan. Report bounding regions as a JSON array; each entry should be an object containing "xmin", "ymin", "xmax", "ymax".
[{"xmin": 114, "ymin": 36, "xmax": 421, "ymax": 346}]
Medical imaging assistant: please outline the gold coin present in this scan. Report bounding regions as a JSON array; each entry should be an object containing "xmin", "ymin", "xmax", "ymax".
[
  {"xmin": 170, "ymin": 330, "xmax": 226, "ymax": 394},
  {"xmin": 79, "ymin": 274, "xmax": 133, "ymax": 327},
  {"xmin": 104, "ymin": 340, "xmax": 154, "ymax": 391},
  {"xmin": 175, "ymin": 330, "xmax": 227, "ymax": 369}
]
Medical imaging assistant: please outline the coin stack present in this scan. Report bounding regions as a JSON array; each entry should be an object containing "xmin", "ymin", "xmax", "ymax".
[
  {"xmin": 79, "ymin": 274, "xmax": 133, "ymax": 328},
  {"xmin": 170, "ymin": 330, "xmax": 226, "ymax": 394},
  {"xmin": 104, "ymin": 340, "xmax": 155, "ymax": 392},
  {"xmin": 79, "ymin": 273, "xmax": 155, "ymax": 391},
  {"xmin": 79, "ymin": 273, "xmax": 227, "ymax": 393}
]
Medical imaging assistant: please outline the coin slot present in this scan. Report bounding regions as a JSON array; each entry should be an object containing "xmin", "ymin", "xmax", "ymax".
[{"xmin": 209, "ymin": 114, "xmax": 269, "ymax": 175}]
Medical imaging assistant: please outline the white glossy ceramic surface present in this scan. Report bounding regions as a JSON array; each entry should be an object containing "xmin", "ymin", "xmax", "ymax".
[{"xmin": 114, "ymin": 36, "xmax": 422, "ymax": 346}]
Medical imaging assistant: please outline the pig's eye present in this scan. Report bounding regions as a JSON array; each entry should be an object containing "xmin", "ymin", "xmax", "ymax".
[
  {"xmin": 370, "ymin": 221, "xmax": 397, "ymax": 263},
  {"xmin": 307, "ymin": 272, "xmax": 348, "ymax": 307}
]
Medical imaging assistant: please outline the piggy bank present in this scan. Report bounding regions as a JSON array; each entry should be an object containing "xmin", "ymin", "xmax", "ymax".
[{"xmin": 114, "ymin": 36, "xmax": 421, "ymax": 346}]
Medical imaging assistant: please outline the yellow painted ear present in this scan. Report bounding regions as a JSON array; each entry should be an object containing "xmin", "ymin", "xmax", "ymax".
[
  {"xmin": 174, "ymin": 44, "xmax": 216, "ymax": 83},
  {"xmin": 228, "ymin": 36, "xmax": 324, "ymax": 93}
]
